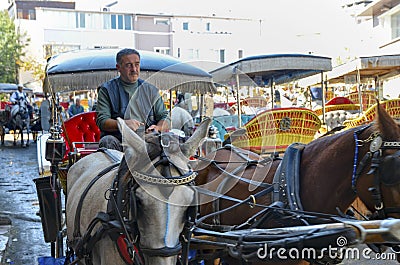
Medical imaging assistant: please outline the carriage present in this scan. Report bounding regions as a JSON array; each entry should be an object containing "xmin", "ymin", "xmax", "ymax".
[
  {"xmin": 0, "ymin": 83, "xmax": 36, "ymax": 147},
  {"xmin": 34, "ymin": 49, "xmax": 400, "ymax": 265}
]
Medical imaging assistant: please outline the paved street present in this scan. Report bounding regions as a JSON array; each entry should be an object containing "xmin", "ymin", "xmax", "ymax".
[{"xmin": 0, "ymin": 135, "xmax": 51, "ymax": 265}]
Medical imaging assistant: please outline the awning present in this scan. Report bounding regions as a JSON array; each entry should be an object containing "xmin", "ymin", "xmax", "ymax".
[
  {"xmin": 298, "ymin": 54, "xmax": 400, "ymax": 86},
  {"xmin": 357, "ymin": 0, "xmax": 400, "ymax": 17},
  {"xmin": 210, "ymin": 54, "xmax": 332, "ymax": 86},
  {"xmin": 43, "ymin": 48, "xmax": 216, "ymax": 94},
  {"xmin": 0, "ymin": 83, "xmax": 33, "ymax": 93}
]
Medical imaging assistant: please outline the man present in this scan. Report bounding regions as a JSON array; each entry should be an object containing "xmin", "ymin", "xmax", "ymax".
[
  {"xmin": 96, "ymin": 48, "xmax": 169, "ymax": 151},
  {"xmin": 10, "ymin": 84, "xmax": 33, "ymax": 118},
  {"xmin": 68, "ymin": 98, "xmax": 84, "ymax": 117},
  {"xmin": 10, "ymin": 84, "xmax": 28, "ymax": 104}
]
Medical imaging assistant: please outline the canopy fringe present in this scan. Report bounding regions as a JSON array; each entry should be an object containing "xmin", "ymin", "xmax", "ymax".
[{"xmin": 44, "ymin": 70, "xmax": 216, "ymax": 94}]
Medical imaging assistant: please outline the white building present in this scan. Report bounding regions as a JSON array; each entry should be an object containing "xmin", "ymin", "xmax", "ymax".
[{"xmin": 6, "ymin": 0, "xmax": 261, "ymax": 86}]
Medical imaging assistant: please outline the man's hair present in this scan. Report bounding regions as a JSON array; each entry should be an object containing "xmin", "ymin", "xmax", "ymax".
[{"xmin": 116, "ymin": 48, "xmax": 140, "ymax": 65}]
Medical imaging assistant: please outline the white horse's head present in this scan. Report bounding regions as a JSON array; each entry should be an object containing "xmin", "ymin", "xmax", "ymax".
[
  {"xmin": 117, "ymin": 117, "xmax": 211, "ymax": 265},
  {"xmin": 10, "ymin": 99, "xmax": 29, "ymax": 131}
]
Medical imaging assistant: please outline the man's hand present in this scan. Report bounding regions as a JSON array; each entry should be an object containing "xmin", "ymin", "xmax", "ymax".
[
  {"xmin": 146, "ymin": 124, "xmax": 159, "ymax": 133},
  {"xmin": 125, "ymin": 119, "xmax": 144, "ymax": 131}
]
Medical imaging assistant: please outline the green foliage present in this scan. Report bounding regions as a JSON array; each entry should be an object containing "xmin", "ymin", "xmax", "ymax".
[
  {"xmin": 0, "ymin": 10, "xmax": 29, "ymax": 83},
  {"xmin": 21, "ymin": 56, "xmax": 45, "ymax": 81}
]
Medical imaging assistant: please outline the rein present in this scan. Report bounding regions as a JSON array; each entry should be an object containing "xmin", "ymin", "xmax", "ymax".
[{"xmin": 195, "ymin": 144, "xmax": 275, "ymax": 189}]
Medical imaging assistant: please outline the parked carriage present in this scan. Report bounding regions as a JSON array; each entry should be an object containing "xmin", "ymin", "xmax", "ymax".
[
  {"xmin": 35, "ymin": 48, "xmax": 216, "ymax": 263},
  {"xmin": 34, "ymin": 50, "xmax": 400, "ymax": 265},
  {"xmin": 0, "ymin": 83, "xmax": 35, "ymax": 146},
  {"xmin": 209, "ymin": 54, "xmax": 332, "ymax": 154}
]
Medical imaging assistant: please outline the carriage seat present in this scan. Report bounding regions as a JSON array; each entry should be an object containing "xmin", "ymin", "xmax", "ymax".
[
  {"xmin": 61, "ymin": 111, "xmax": 100, "ymax": 161},
  {"xmin": 212, "ymin": 114, "xmax": 255, "ymax": 141}
]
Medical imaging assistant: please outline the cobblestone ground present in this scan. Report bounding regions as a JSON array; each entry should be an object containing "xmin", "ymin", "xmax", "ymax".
[{"xmin": 0, "ymin": 135, "xmax": 51, "ymax": 265}]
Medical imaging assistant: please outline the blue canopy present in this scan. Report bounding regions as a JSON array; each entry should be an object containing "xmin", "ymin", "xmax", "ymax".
[
  {"xmin": 210, "ymin": 53, "xmax": 332, "ymax": 86},
  {"xmin": 0, "ymin": 83, "xmax": 33, "ymax": 93},
  {"xmin": 44, "ymin": 48, "xmax": 215, "ymax": 94}
]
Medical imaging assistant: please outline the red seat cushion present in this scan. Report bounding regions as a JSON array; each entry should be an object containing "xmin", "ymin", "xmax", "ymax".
[{"xmin": 61, "ymin": 111, "xmax": 100, "ymax": 161}]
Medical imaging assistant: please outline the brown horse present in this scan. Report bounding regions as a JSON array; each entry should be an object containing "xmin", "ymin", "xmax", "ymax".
[{"xmin": 194, "ymin": 102, "xmax": 400, "ymax": 265}]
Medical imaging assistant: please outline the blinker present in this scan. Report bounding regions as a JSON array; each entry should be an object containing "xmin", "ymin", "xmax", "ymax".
[{"xmin": 380, "ymin": 151, "xmax": 400, "ymax": 186}]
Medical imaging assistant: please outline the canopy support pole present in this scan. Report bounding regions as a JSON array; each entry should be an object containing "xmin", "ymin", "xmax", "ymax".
[
  {"xmin": 234, "ymin": 67, "xmax": 242, "ymax": 128},
  {"xmin": 356, "ymin": 67, "xmax": 363, "ymax": 114},
  {"xmin": 199, "ymin": 94, "xmax": 204, "ymax": 122},
  {"xmin": 169, "ymin": 89, "xmax": 173, "ymax": 129},
  {"xmin": 321, "ymin": 71, "xmax": 326, "ymax": 125},
  {"xmin": 270, "ymin": 78, "xmax": 274, "ymax": 109}
]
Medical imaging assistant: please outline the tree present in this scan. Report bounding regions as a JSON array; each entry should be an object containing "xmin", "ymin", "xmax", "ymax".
[{"xmin": 0, "ymin": 10, "xmax": 29, "ymax": 84}]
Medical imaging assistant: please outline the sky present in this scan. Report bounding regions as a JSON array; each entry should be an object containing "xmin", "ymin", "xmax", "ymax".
[
  {"xmin": 1, "ymin": 0, "xmax": 373, "ymax": 63},
  {"xmin": 104, "ymin": 0, "xmax": 373, "ymax": 61},
  {"xmin": 0, "ymin": 0, "xmax": 7, "ymax": 10}
]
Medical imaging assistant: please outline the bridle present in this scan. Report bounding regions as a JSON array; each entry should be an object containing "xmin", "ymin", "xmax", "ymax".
[
  {"xmin": 352, "ymin": 124, "xmax": 400, "ymax": 219},
  {"xmin": 68, "ymin": 132, "xmax": 198, "ymax": 265},
  {"xmin": 112, "ymin": 132, "xmax": 198, "ymax": 263}
]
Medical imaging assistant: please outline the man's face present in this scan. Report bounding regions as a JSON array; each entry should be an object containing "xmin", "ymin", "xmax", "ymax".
[{"xmin": 116, "ymin": 53, "xmax": 140, "ymax": 83}]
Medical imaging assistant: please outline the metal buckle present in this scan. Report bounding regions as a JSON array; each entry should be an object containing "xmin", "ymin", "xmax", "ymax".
[{"xmin": 370, "ymin": 136, "xmax": 383, "ymax": 153}]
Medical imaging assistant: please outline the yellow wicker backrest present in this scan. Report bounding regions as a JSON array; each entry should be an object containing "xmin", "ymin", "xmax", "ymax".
[
  {"xmin": 346, "ymin": 92, "xmax": 376, "ymax": 111},
  {"xmin": 232, "ymin": 108, "xmax": 321, "ymax": 154},
  {"xmin": 343, "ymin": 99, "xmax": 400, "ymax": 128}
]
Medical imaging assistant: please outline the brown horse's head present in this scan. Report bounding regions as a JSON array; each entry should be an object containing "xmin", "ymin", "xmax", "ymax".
[{"xmin": 355, "ymin": 102, "xmax": 400, "ymax": 219}]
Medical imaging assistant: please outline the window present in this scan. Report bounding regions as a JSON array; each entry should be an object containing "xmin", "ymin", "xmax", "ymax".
[
  {"xmin": 183, "ymin": 22, "xmax": 189, "ymax": 30},
  {"xmin": 111, "ymin": 14, "xmax": 116, "ymax": 29},
  {"xmin": 154, "ymin": 48, "xmax": 170, "ymax": 55},
  {"xmin": 17, "ymin": 8, "xmax": 23, "ymax": 19},
  {"xmin": 177, "ymin": 48, "xmax": 181, "ymax": 58},
  {"xmin": 391, "ymin": 11, "xmax": 400, "ymax": 39},
  {"xmin": 124, "ymin": 15, "xmax": 132, "ymax": 30},
  {"xmin": 206, "ymin": 22, "xmax": 211, "ymax": 31},
  {"xmin": 109, "ymin": 14, "xmax": 132, "ymax": 30},
  {"xmin": 219, "ymin": 49, "xmax": 225, "ymax": 63},
  {"xmin": 103, "ymin": 14, "xmax": 111, "ymax": 29},
  {"xmin": 28, "ymin": 9, "xmax": 36, "ymax": 20},
  {"xmin": 238, "ymin": 50, "xmax": 243, "ymax": 59},
  {"xmin": 155, "ymin": 19, "xmax": 169, "ymax": 25},
  {"xmin": 76, "ymin": 12, "xmax": 86, "ymax": 28},
  {"xmin": 187, "ymin": 49, "xmax": 200, "ymax": 59}
]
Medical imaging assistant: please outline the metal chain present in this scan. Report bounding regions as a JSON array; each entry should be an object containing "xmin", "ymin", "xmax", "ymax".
[
  {"xmin": 132, "ymin": 170, "xmax": 197, "ymax": 185},
  {"xmin": 357, "ymin": 132, "xmax": 380, "ymax": 145}
]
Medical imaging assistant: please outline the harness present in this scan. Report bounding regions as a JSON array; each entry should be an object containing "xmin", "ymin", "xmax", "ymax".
[
  {"xmin": 66, "ymin": 133, "xmax": 197, "ymax": 265},
  {"xmin": 351, "ymin": 124, "xmax": 400, "ymax": 219},
  {"xmin": 191, "ymin": 127, "xmax": 400, "ymax": 264}
]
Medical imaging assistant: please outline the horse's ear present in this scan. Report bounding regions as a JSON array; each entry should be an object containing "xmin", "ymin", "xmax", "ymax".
[
  {"xmin": 180, "ymin": 117, "xmax": 212, "ymax": 157},
  {"xmin": 375, "ymin": 101, "xmax": 400, "ymax": 140},
  {"xmin": 117, "ymin": 117, "xmax": 146, "ymax": 152}
]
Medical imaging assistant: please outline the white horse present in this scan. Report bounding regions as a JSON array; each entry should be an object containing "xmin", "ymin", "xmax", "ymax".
[
  {"xmin": 171, "ymin": 106, "xmax": 195, "ymax": 136},
  {"xmin": 66, "ymin": 117, "xmax": 211, "ymax": 265},
  {"xmin": 8, "ymin": 99, "xmax": 30, "ymax": 147}
]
